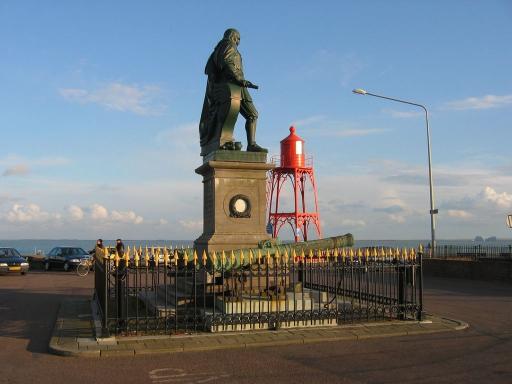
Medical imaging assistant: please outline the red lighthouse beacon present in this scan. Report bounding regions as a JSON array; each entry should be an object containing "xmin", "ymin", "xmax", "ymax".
[{"xmin": 267, "ymin": 126, "xmax": 322, "ymax": 241}]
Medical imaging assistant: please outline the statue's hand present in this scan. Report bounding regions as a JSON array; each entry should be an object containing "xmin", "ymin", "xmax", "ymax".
[{"xmin": 242, "ymin": 80, "xmax": 259, "ymax": 90}]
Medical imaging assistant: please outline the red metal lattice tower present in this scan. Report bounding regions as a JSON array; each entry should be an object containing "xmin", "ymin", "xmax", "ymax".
[{"xmin": 267, "ymin": 126, "xmax": 322, "ymax": 242}]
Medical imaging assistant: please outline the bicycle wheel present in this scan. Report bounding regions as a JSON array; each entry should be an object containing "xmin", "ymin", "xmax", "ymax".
[{"xmin": 77, "ymin": 261, "xmax": 90, "ymax": 277}]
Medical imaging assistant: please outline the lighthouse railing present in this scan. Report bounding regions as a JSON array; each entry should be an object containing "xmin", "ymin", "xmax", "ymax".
[{"xmin": 270, "ymin": 155, "xmax": 314, "ymax": 168}]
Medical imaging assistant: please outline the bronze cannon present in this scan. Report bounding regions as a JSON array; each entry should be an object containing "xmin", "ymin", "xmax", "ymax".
[{"xmin": 202, "ymin": 233, "xmax": 354, "ymax": 270}]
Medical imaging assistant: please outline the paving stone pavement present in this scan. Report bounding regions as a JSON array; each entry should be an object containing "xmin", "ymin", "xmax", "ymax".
[{"xmin": 48, "ymin": 299, "xmax": 468, "ymax": 357}]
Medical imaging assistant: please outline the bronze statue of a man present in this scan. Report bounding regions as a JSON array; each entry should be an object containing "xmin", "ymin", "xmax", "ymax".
[{"xmin": 199, "ymin": 28, "xmax": 267, "ymax": 155}]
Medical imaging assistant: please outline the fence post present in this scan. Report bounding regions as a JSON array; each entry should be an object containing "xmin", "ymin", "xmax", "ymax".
[
  {"xmin": 398, "ymin": 257, "xmax": 405, "ymax": 320},
  {"xmin": 417, "ymin": 248, "xmax": 424, "ymax": 321},
  {"xmin": 102, "ymin": 257, "xmax": 109, "ymax": 337}
]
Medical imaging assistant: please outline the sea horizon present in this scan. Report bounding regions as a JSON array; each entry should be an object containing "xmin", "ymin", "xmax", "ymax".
[{"xmin": 1, "ymin": 238, "xmax": 511, "ymax": 255}]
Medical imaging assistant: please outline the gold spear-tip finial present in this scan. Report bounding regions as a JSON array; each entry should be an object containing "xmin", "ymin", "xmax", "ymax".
[
  {"xmin": 134, "ymin": 247, "xmax": 140, "ymax": 267},
  {"xmin": 174, "ymin": 249, "xmax": 179, "ymax": 266},
  {"xmin": 125, "ymin": 246, "xmax": 130, "ymax": 263},
  {"xmin": 154, "ymin": 247, "xmax": 160, "ymax": 266},
  {"xmin": 163, "ymin": 247, "xmax": 169, "ymax": 266},
  {"xmin": 144, "ymin": 247, "xmax": 150, "ymax": 265},
  {"xmin": 240, "ymin": 249, "xmax": 245, "ymax": 266},
  {"xmin": 183, "ymin": 249, "xmax": 189, "ymax": 266},
  {"xmin": 230, "ymin": 250, "xmax": 236, "ymax": 267},
  {"xmin": 212, "ymin": 251, "xmax": 217, "ymax": 268}
]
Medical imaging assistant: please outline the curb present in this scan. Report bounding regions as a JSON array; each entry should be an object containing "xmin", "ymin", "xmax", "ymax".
[{"xmin": 48, "ymin": 300, "xmax": 470, "ymax": 358}]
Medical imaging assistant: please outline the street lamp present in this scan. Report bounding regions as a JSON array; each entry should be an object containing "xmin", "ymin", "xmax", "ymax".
[{"xmin": 352, "ymin": 88, "xmax": 438, "ymax": 256}]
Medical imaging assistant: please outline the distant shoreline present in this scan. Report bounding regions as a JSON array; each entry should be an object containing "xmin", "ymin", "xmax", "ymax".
[{"xmin": 2, "ymin": 238, "xmax": 512, "ymax": 255}]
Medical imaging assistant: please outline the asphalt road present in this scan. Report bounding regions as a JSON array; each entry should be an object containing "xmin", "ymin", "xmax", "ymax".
[{"xmin": 0, "ymin": 271, "xmax": 511, "ymax": 384}]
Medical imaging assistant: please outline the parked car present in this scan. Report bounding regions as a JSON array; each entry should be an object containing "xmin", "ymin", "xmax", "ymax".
[
  {"xmin": 44, "ymin": 247, "xmax": 92, "ymax": 272},
  {"xmin": 0, "ymin": 247, "xmax": 29, "ymax": 275}
]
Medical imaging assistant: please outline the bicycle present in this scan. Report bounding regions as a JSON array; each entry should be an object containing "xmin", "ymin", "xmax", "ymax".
[{"xmin": 77, "ymin": 258, "xmax": 94, "ymax": 277}]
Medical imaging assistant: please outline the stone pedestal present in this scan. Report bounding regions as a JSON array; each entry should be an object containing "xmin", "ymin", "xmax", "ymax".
[{"xmin": 194, "ymin": 151, "xmax": 274, "ymax": 255}]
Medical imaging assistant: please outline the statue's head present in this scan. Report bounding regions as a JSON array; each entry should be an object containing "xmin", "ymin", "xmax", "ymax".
[{"xmin": 223, "ymin": 28, "xmax": 240, "ymax": 46}]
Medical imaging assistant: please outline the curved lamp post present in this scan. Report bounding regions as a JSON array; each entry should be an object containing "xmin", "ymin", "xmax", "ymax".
[{"xmin": 352, "ymin": 88, "xmax": 437, "ymax": 256}]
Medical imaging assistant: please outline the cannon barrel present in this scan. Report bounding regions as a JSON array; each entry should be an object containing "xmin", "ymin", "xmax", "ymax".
[{"xmin": 205, "ymin": 233, "xmax": 354, "ymax": 270}]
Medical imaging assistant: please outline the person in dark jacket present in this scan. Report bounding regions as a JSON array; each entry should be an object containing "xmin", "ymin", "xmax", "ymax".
[
  {"xmin": 91, "ymin": 239, "xmax": 104, "ymax": 263},
  {"xmin": 114, "ymin": 238, "xmax": 126, "ymax": 326}
]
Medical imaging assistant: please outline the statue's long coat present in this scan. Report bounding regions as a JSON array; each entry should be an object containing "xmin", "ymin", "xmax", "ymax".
[{"xmin": 199, "ymin": 38, "xmax": 252, "ymax": 146}]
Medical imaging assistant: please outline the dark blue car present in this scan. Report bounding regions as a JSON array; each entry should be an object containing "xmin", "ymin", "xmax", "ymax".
[
  {"xmin": 44, "ymin": 247, "xmax": 92, "ymax": 272},
  {"xmin": 0, "ymin": 248, "xmax": 29, "ymax": 275}
]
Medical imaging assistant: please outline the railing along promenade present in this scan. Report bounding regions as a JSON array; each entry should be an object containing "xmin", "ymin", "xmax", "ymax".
[
  {"xmin": 94, "ymin": 246, "xmax": 424, "ymax": 336},
  {"xmin": 432, "ymin": 244, "xmax": 512, "ymax": 261}
]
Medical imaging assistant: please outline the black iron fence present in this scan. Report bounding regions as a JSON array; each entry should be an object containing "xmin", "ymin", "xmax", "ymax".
[
  {"xmin": 432, "ymin": 244, "xmax": 512, "ymax": 260},
  {"xmin": 94, "ymin": 247, "xmax": 424, "ymax": 336}
]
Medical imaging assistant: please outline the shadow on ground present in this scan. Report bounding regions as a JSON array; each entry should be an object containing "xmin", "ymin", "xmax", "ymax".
[{"xmin": 0, "ymin": 272, "xmax": 93, "ymax": 354}]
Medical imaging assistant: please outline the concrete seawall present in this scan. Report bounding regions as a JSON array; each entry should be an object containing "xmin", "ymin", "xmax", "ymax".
[{"xmin": 424, "ymin": 259, "xmax": 512, "ymax": 282}]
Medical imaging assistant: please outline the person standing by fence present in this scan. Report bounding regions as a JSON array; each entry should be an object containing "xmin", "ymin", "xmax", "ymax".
[
  {"xmin": 115, "ymin": 239, "xmax": 127, "ymax": 326},
  {"xmin": 91, "ymin": 239, "xmax": 104, "ymax": 263}
]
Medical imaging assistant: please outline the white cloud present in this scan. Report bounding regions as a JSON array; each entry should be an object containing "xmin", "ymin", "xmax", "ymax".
[
  {"xmin": 67, "ymin": 205, "xmax": 84, "ymax": 221},
  {"xmin": 382, "ymin": 109, "xmax": 423, "ymax": 119},
  {"xmin": 444, "ymin": 94, "xmax": 512, "ymax": 110},
  {"xmin": 300, "ymin": 51, "xmax": 365, "ymax": 87},
  {"xmin": 156, "ymin": 122, "xmax": 197, "ymax": 145},
  {"xmin": 2, "ymin": 164, "xmax": 30, "ymax": 177},
  {"xmin": 447, "ymin": 209, "xmax": 472, "ymax": 219},
  {"xmin": 59, "ymin": 82, "xmax": 164, "ymax": 115},
  {"xmin": 90, "ymin": 203, "xmax": 109, "ymax": 220},
  {"xmin": 291, "ymin": 115, "xmax": 326, "ymax": 127},
  {"xmin": 35, "ymin": 157, "xmax": 70, "ymax": 167},
  {"xmin": 0, "ymin": 155, "xmax": 69, "ymax": 176},
  {"xmin": 179, "ymin": 219, "xmax": 203, "ymax": 231},
  {"xmin": 294, "ymin": 116, "xmax": 390, "ymax": 139},
  {"xmin": 341, "ymin": 218, "xmax": 366, "ymax": 227},
  {"xmin": 389, "ymin": 214, "xmax": 406, "ymax": 223},
  {"xmin": 111, "ymin": 210, "xmax": 143, "ymax": 224},
  {"xmin": 333, "ymin": 128, "xmax": 389, "ymax": 137},
  {"xmin": 87, "ymin": 204, "xmax": 144, "ymax": 224},
  {"xmin": 5, "ymin": 204, "xmax": 52, "ymax": 223},
  {"xmin": 481, "ymin": 186, "xmax": 512, "ymax": 208}
]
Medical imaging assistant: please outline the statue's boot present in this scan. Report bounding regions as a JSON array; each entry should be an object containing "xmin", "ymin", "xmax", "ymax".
[
  {"xmin": 246, "ymin": 120, "xmax": 268, "ymax": 153},
  {"xmin": 220, "ymin": 141, "xmax": 235, "ymax": 150}
]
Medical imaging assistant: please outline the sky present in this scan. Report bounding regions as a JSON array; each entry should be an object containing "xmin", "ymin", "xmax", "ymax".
[{"xmin": 1, "ymin": 1, "xmax": 512, "ymax": 240}]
